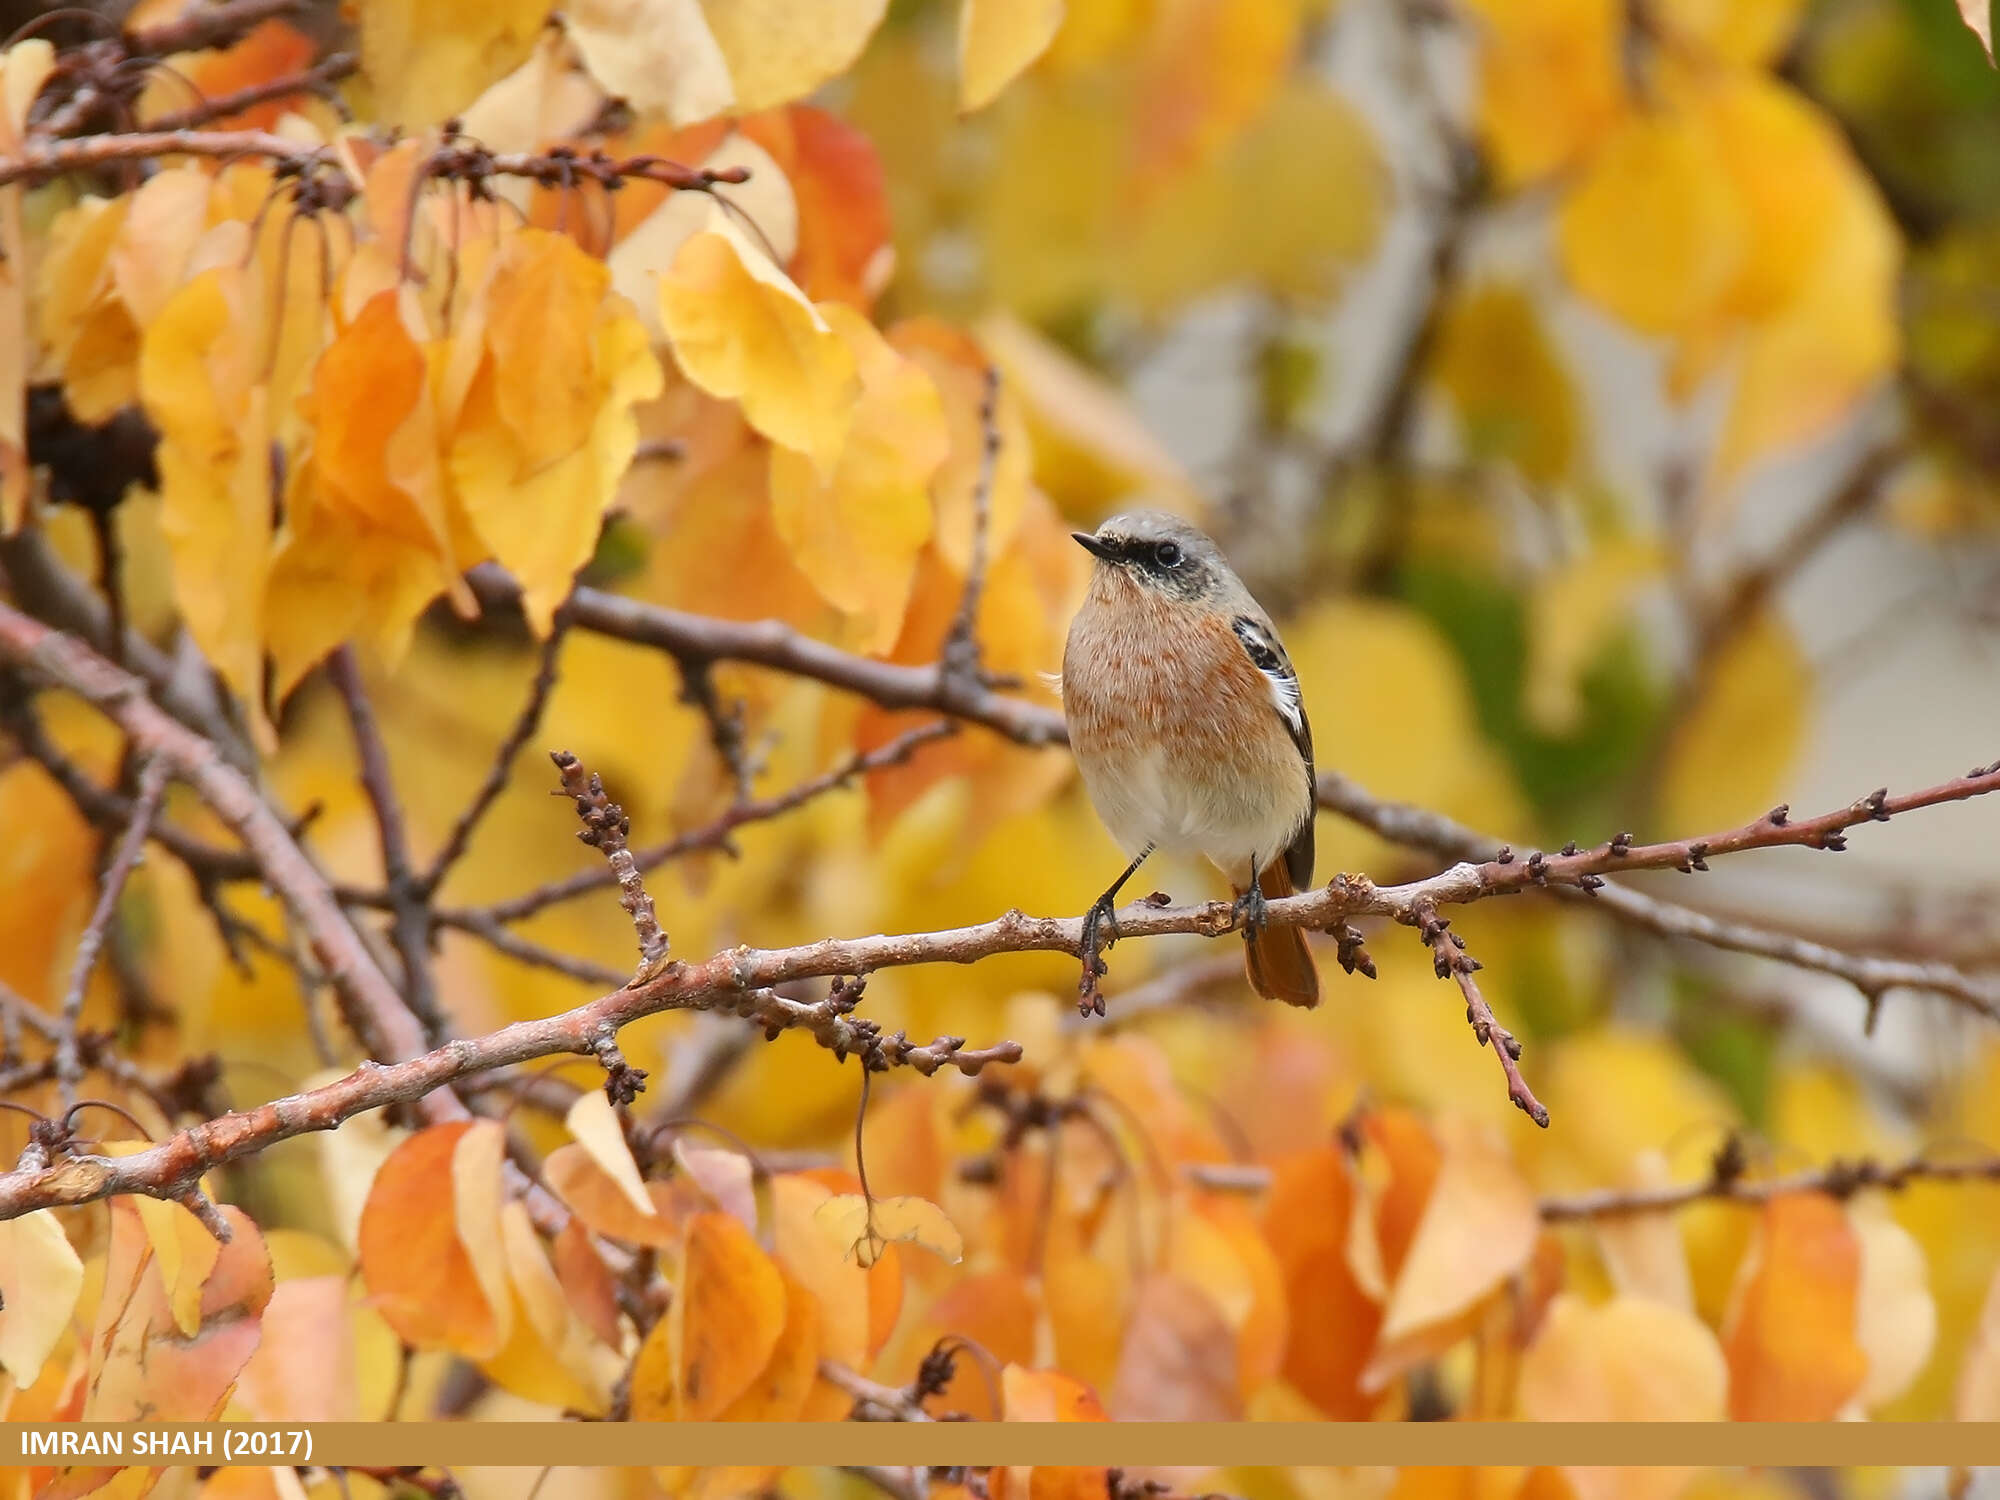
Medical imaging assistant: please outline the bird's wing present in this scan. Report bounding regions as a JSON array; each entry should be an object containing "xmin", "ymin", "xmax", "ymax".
[{"xmin": 1231, "ymin": 613, "xmax": 1316, "ymax": 889}]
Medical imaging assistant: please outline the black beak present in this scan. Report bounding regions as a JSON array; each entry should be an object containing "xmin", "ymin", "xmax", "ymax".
[{"xmin": 1072, "ymin": 531, "xmax": 1116, "ymax": 561}]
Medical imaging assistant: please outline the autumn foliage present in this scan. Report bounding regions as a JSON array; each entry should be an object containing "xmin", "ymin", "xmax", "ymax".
[{"xmin": 4, "ymin": 0, "xmax": 2000, "ymax": 1493}]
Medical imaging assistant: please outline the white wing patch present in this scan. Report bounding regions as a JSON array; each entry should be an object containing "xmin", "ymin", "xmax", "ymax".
[{"xmin": 1231, "ymin": 616, "xmax": 1304, "ymax": 738}]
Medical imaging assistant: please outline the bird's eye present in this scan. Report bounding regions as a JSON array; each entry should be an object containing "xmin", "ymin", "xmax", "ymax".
[{"xmin": 1154, "ymin": 540, "xmax": 1183, "ymax": 569}]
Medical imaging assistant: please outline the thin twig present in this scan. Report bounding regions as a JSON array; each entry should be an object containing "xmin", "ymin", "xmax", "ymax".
[
  {"xmin": 421, "ymin": 609, "xmax": 571, "ymax": 895},
  {"xmin": 142, "ymin": 52, "xmax": 356, "ymax": 133},
  {"xmin": 456, "ymin": 721, "xmax": 955, "ymax": 928},
  {"xmin": 1408, "ymin": 898, "xmax": 1547, "ymax": 1126},
  {"xmin": 54, "ymin": 756, "xmax": 169, "ymax": 1108},
  {"xmin": 1539, "ymin": 1143, "xmax": 2000, "ymax": 1220},
  {"xmin": 0, "ymin": 603, "xmax": 435, "ymax": 1083},
  {"xmin": 550, "ymin": 751, "xmax": 670, "ymax": 980},
  {"xmin": 328, "ymin": 648, "xmax": 447, "ymax": 1041},
  {"xmin": 128, "ymin": 0, "xmax": 308, "ymax": 56},
  {"xmin": 940, "ymin": 364, "xmax": 1002, "ymax": 690}
]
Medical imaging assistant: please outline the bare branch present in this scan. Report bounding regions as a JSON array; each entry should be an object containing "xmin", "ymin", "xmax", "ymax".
[
  {"xmin": 142, "ymin": 51, "xmax": 356, "ymax": 134},
  {"xmin": 54, "ymin": 755, "xmax": 169, "ymax": 1108},
  {"xmin": 328, "ymin": 647, "xmax": 446, "ymax": 1040},
  {"xmin": 1408, "ymin": 898, "xmax": 1548, "ymax": 1126},
  {"xmin": 940, "ymin": 363, "xmax": 1003, "ymax": 691},
  {"xmin": 1539, "ymin": 1142, "xmax": 2000, "ymax": 1220},
  {"xmin": 466, "ymin": 567, "xmax": 1066, "ymax": 746},
  {"xmin": 550, "ymin": 750, "xmax": 670, "ymax": 980},
  {"xmin": 0, "ymin": 602, "xmax": 433, "ymax": 1078},
  {"xmin": 421, "ymin": 608, "xmax": 570, "ymax": 895},
  {"xmin": 128, "ymin": 0, "xmax": 309, "ymax": 56},
  {"xmin": 455, "ymin": 720, "xmax": 955, "ymax": 928}
]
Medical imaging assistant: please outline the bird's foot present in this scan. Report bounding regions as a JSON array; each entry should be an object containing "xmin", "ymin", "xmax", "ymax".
[
  {"xmin": 1076, "ymin": 894, "xmax": 1123, "ymax": 1018},
  {"xmin": 1231, "ymin": 881, "xmax": 1270, "ymax": 940}
]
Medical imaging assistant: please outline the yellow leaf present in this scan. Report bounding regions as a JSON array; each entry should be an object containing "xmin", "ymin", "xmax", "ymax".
[
  {"xmin": 1434, "ymin": 282, "xmax": 1581, "ymax": 488},
  {"xmin": 1460, "ymin": 0, "xmax": 1625, "ymax": 187},
  {"xmin": 659, "ymin": 211, "xmax": 860, "ymax": 477},
  {"xmin": 1652, "ymin": 0, "xmax": 1805, "ymax": 66},
  {"xmin": 889, "ymin": 317, "xmax": 1031, "ymax": 570},
  {"xmin": 768, "ymin": 303, "xmax": 944, "ymax": 653},
  {"xmin": 1701, "ymin": 75, "xmax": 1851, "ymax": 326},
  {"xmin": 960, "ymin": 0, "xmax": 1065, "ymax": 112},
  {"xmin": 814, "ymin": 1191, "xmax": 963, "ymax": 1268},
  {"xmin": 0, "ymin": 39, "xmax": 52, "ymax": 139},
  {"xmin": 1850, "ymin": 1201, "xmax": 1935, "ymax": 1412},
  {"xmin": 355, "ymin": 0, "xmax": 555, "ymax": 126},
  {"xmin": 1523, "ymin": 541, "xmax": 1663, "ymax": 736},
  {"xmin": 139, "ymin": 266, "xmax": 274, "ymax": 731},
  {"xmin": 111, "ymin": 167, "xmax": 217, "ymax": 327},
  {"xmin": 1131, "ymin": 0, "xmax": 1301, "ymax": 191},
  {"xmin": 1123, "ymin": 80, "xmax": 1384, "ymax": 312},
  {"xmin": 1518, "ymin": 1294, "xmax": 1726, "ymax": 1500},
  {"xmin": 0, "ymin": 40, "xmax": 55, "ymax": 528},
  {"xmin": 566, "ymin": 1088, "xmax": 656, "ymax": 1221},
  {"xmin": 1558, "ymin": 104, "xmax": 1743, "ymax": 337},
  {"xmin": 479, "ymin": 1199, "xmax": 611, "ymax": 1413},
  {"xmin": 1711, "ymin": 143, "xmax": 1899, "ymax": 481},
  {"xmin": 1374, "ymin": 1116, "xmax": 1538, "ymax": 1347},
  {"xmin": 130, "ymin": 1196, "xmax": 224, "ymax": 1338},
  {"xmin": 976, "ymin": 310, "xmax": 1197, "ymax": 517},
  {"xmin": 0, "ymin": 1209, "xmax": 83, "ymax": 1386},
  {"xmin": 1723, "ymin": 1192, "xmax": 1868, "ymax": 1420},
  {"xmin": 38, "ymin": 195, "xmax": 138, "ymax": 423},
  {"xmin": 453, "ymin": 230, "xmax": 664, "ymax": 631},
  {"xmin": 695, "ymin": 0, "xmax": 889, "ymax": 113},
  {"xmin": 566, "ymin": 0, "xmax": 735, "ymax": 124},
  {"xmin": 1655, "ymin": 610, "xmax": 1808, "ymax": 834}
]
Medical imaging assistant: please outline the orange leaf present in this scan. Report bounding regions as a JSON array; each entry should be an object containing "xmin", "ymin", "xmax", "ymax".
[
  {"xmin": 356, "ymin": 1120, "xmax": 511, "ymax": 1358},
  {"xmin": 79, "ymin": 1201, "xmax": 272, "ymax": 1425},
  {"xmin": 739, "ymin": 106, "xmax": 895, "ymax": 307},
  {"xmin": 713, "ymin": 1272, "xmax": 823, "ymax": 1420},
  {"xmin": 553, "ymin": 1217, "xmax": 627, "ymax": 1349},
  {"xmin": 664, "ymin": 1210, "xmax": 791, "ymax": 1421},
  {"xmin": 545, "ymin": 1141, "xmax": 682, "ymax": 1247},
  {"xmin": 1000, "ymin": 1362, "xmax": 1109, "ymax": 1420},
  {"xmin": 1263, "ymin": 1145, "xmax": 1381, "ymax": 1418},
  {"xmin": 143, "ymin": 20, "xmax": 317, "ymax": 130},
  {"xmin": 1723, "ymin": 1191, "xmax": 1868, "ymax": 1420}
]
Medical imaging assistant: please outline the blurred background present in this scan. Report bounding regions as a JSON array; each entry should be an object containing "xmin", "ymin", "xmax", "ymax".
[{"xmin": 7, "ymin": 0, "xmax": 2000, "ymax": 1439}]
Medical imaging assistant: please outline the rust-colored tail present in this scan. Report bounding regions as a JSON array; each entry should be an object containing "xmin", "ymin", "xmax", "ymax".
[{"xmin": 1237, "ymin": 858, "xmax": 1320, "ymax": 1009}]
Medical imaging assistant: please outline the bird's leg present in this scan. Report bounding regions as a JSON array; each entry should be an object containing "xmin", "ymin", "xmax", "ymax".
[
  {"xmin": 1231, "ymin": 854, "xmax": 1268, "ymax": 939},
  {"xmin": 1078, "ymin": 845, "xmax": 1152, "ymax": 1018}
]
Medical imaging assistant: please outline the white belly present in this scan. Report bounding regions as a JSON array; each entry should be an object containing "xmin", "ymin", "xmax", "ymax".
[{"xmin": 1078, "ymin": 743, "xmax": 1304, "ymax": 880}]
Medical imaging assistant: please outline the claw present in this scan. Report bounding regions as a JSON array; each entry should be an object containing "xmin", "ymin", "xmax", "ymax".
[
  {"xmin": 1231, "ymin": 880, "xmax": 1269, "ymax": 939},
  {"xmin": 1076, "ymin": 894, "xmax": 1122, "ymax": 1017}
]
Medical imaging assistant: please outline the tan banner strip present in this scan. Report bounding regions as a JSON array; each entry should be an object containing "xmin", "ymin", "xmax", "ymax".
[{"xmin": 7, "ymin": 1424, "xmax": 2000, "ymax": 1467}]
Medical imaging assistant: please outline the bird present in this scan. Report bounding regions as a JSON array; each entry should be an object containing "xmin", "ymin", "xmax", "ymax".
[{"xmin": 1059, "ymin": 509, "xmax": 1320, "ymax": 1011}]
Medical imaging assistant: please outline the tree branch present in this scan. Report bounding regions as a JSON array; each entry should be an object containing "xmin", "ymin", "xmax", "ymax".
[
  {"xmin": 0, "ymin": 601, "xmax": 434, "ymax": 1077},
  {"xmin": 328, "ymin": 647, "xmax": 447, "ymax": 1041},
  {"xmin": 54, "ymin": 755, "xmax": 168, "ymax": 1107}
]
